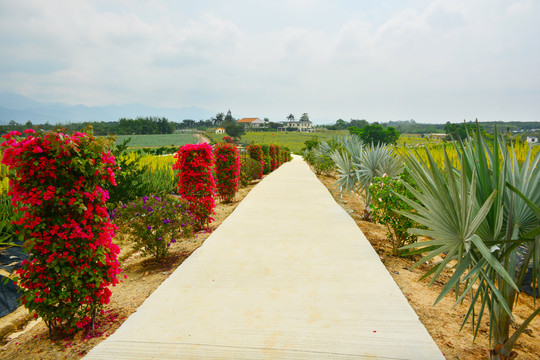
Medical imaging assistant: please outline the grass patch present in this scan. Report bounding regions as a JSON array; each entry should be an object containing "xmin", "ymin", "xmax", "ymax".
[
  {"xmin": 207, "ymin": 130, "xmax": 347, "ymax": 153},
  {"xmin": 114, "ymin": 134, "xmax": 198, "ymax": 149}
]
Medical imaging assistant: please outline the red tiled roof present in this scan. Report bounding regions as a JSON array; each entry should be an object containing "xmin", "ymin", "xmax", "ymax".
[{"xmin": 237, "ymin": 118, "xmax": 260, "ymax": 123}]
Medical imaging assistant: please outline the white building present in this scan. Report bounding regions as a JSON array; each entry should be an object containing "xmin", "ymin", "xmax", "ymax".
[
  {"xmin": 278, "ymin": 120, "xmax": 314, "ymax": 132},
  {"xmin": 526, "ymin": 136, "xmax": 539, "ymax": 144},
  {"xmin": 237, "ymin": 118, "xmax": 264, "ymax": 128}
]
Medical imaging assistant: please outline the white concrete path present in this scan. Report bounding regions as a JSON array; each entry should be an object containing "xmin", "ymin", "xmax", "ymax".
[{"xmin": 85, "ymin": 156, "xmax": 444, "ymax": 360}]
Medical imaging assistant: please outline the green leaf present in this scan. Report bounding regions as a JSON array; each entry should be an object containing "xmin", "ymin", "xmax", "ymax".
[{"xmin": 470, "ymin": 235, "xmax": 518, "ymax": 291}]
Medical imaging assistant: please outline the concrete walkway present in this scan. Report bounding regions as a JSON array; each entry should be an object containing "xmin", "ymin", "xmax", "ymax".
[{"xmin": 85, "ymin": 156, "xmax": 444, "ymax": 360}]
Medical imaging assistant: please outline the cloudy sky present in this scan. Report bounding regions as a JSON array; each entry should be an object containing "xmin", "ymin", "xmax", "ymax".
[{"xmin": 1, "ymin": 0, "xmax": 539, "ymax": 124}]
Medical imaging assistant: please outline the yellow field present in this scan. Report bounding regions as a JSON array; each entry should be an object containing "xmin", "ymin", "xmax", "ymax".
[
  {"xmin": 397, "ymin": 141, "xmax": 539, "ymax": 169},
  {"xmin": 0, "ymin": 153, "xmax": 9, "ymax": 195},
  {"xmin": 397, "ymin": 134, "xmax": 444, "ymax": 147},
  {"xmin": 122, "ymin": 152, "xmax": 177, "ymax": 184},
  {"xmin": 0, "ymin": 152, "xmax": 177, "ymax": 196}
]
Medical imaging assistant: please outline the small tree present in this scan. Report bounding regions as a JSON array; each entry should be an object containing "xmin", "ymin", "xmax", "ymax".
[
  {"xmin": 104, "ymin": 138, "xmax": 149, "ymax": 205},
  {"xmin": 224, "ymin": 122, "xmax": 245, "ymax": 138},
  {"xmin": 348, "ymin": 123, "xmax": 400, "ymax": 145}
]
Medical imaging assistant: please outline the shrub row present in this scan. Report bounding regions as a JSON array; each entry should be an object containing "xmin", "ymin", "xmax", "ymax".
[{"xmin": 0, "ymin": 132, "xmax": 292, "ymax": 337}]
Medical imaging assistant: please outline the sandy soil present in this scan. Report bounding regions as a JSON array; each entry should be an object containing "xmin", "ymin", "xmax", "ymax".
[
  {"xmin": 0, "ymin": 182, "xmax": 258, "ymax": 360},
  {"xmin": 316, "ymin": 173, "xmax": 539, "ymax": 360}
]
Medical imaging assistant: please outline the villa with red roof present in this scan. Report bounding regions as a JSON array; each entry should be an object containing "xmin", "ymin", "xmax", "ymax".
[{"xmin": 237, "ymin": 118, "xmax": 264, "ymax": 128}]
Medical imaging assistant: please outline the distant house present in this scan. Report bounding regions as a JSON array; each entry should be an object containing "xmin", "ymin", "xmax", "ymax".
[
  {"xmin": 237, "ymin": 118, "xmax": 264, "ymax": 128},
  {"xmin": 278, "ymin": 120, "xmax": 314, "ymax": 133},
  {"xmin": 526, "ymin": 136, "xmax": 539, "ymax": 144},
  {"xmin": 430, "ymin": 133, "xmax": 447, "ymax": 140},
  {"xmin": 215, "ymin": 127, "xmax": 225, "ymax": 134}
]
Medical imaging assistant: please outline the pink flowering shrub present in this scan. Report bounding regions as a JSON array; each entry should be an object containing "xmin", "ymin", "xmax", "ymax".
[
  {"xmin": 213, "ymin": 143, "xmax": 240, "ymax": 203},
  {"xmin": 280, "ymin": 148, "xmax": 292, "ymax": 164},
  {"xmin": 173, "ymin": 143, "xmax": 216, "ymax": 230},
  {"xmin": 269, "ymin": 145, "xmax": 281, "ymax": 171},
  {"xmin": 246, "ymin": 144, "xmax": 264, "ymax": 179},
  {"xmin": 0, "ymin": 128, "xmax": 122, "ymax": 337},
  {"xmin": 222, "ymin": 136, "xmax": 234, "ymax": 144}
]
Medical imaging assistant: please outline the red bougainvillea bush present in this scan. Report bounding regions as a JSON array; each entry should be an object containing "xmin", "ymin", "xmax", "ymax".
[
  {"xmin": 246, "ymin": 144, "xmax": 264, "ymax": 179},
  {"xmin": 0, "ymin": 128, "xmax": 122, "ymax": 337},
  {"xmin": 173, "ymin": 143, "xmax": 216, "ymax": 230},
  {"xmin": 280, "ymin": 148, "xmax": 292, "ymax": 164},
  {"xmin": 213, "ymin": 143, "xmax": 240, "ymax": 203},
  {"xmin": 269, "ymin": 144, "xmax": 281, "ymax": 171}
]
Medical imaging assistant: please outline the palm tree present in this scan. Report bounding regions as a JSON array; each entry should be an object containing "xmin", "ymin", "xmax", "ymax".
[
  {"xmin": 330, "ymin": 136, "xmax": 403, "ymax": 216},
  {"xmin": 398, "ymin": 127, "xmax": 539, "ymax": 359}
]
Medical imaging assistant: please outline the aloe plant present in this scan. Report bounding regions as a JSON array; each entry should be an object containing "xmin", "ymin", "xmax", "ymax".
[{"xmin": 399, "ymin": 127, "xmax": 539, "ymax": 359}]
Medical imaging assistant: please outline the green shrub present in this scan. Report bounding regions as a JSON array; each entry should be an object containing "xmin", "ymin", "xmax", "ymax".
[
  {"xmin": 112, "ymin": 195, "xmax": 193, "ymax": 261},
  {"xmin": 105, "ymin": 139, "xmax": 150, "ymax": 205},
  {"xmin": 246, "ymin": 144, "xmax": 264, "ymax": 179},
  {"xmin": 369, "ymin": 170, "xmax": 422, "ymax": 256},
  {"xmin": 140, "ymin": 167, "xmax": 176, "ymax": 197},
  {"xmin": 310, "ymin": 138, "xmax": 341, "ymax": 175},
  {"xmin": 0, "ymin": 194, "xmax": 18, "ymax": 246},
  {"xmin": 239, "ymin": 156, "xmax": 262, "ymax": 187}
]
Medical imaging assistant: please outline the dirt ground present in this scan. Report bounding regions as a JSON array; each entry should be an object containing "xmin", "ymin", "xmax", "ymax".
[
  {"xmin": 0, "ymin": 182, "xmax": 258, "ymax": 360},
  {"xmin": 1, "ymin": 171, "xmax": 538, "ymax": 360},
  {"xmin": 316, "ymin": 173, "xmax": 539, "ymax": 360}
]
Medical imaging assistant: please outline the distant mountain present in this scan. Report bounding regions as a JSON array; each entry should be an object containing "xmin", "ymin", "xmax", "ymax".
[{"xmin": 0, "ymin": 92, "xmax": 214, "ymax": 125}]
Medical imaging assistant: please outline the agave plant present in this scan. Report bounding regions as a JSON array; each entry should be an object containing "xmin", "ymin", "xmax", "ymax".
[
  {"xmin": 399, "ymin": 127, "xmax": 539, "ymax": 360},
  {"xmin": 309, "ymin": 138, "xmax": 341, "ymax": 175},
  {"xmin": 331, "ymin": 138, "xmax": 403, "ymax": 214}
]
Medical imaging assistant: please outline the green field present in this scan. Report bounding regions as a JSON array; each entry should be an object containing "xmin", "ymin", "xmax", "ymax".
[
  {"xmin": 207, "ymin": 130, "xmax": 347, "ymax": 153},
  {"xmin": 114, "ymin": 134, "xmax": 199, "ymax": 148}
]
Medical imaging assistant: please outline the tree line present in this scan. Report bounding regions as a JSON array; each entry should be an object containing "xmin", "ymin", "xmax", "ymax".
[{"xmin": 0, "ymin": 110, "xmax": 283, "ymax": 136}]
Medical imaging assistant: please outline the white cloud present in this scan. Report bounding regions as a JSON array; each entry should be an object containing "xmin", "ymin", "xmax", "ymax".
[{"xmin": 0, "ymin": 0, "xmax": 538, "ymax": 123}]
